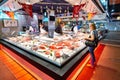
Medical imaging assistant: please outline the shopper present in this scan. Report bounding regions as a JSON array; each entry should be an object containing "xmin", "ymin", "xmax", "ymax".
[
  {"xmin": 71, "ymin": 23, "xmax": 79, "ymax": 35},
  {"xmin": 84, "ymin": 23, "xmax": 98, "ymax": 68},
  {"xmin": 55, "ymin": 22, "xmax": 65, "ymax": 35},
  {"xmin": 39, "ymin": 23, "xmax": 48, "ymax": 36},
  {"xmin": 26, "ymin": 26, "xmax": 34, "ymax": 35}
]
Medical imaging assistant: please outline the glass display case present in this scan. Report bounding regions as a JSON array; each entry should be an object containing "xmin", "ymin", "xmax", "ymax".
[
  {"xmin": 0, "ymin": 30, "xmax": 89, "ymax": 79},
  {"xmin": 4, "ymin": 32, "xmax": 86, "ymax": 67}
]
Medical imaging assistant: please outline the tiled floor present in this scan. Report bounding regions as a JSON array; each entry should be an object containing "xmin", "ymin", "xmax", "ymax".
[
  {"xmin": 75, "ymin": 44, "xmax": 105, "ymax": 80},
  {"xmin": 91, "ymin": 45, "xmax": 120, "ymax": 80},
  {"xmin": 0, "ymin": 60, "xmax": 17, "ymax": 80},
  {"xmin": 0, "ymin": 50, "xmax": 37, "ymax": 80}
]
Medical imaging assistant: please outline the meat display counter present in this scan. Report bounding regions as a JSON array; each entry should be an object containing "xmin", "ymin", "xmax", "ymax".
[{"xmin": 0, "ymin": 32, "xmax": 88, "ymax": 79}]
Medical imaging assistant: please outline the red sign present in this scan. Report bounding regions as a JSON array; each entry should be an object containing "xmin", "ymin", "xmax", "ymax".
[
  {"xmin": 73, "ymin": 3, "xmax": 86, "ymax": 18},
  {"xmin": 18, "ymin": 2, "xmax": 33, "ymax": 18},
  {"xmin": 88, "ymin": 12, "xmax": 97, "ymax": 20},
  {"xmin": 3, "ymin": 11, "xmax": 14, "ymax": 19}
]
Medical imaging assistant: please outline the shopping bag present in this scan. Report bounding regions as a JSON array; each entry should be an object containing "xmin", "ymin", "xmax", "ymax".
[{"xmin": 85, "ymin": 40, "xmax": 97, "ymax": 47}]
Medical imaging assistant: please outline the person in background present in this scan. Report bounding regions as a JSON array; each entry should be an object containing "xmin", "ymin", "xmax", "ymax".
[
  {"xmin": 77, "ymin": 24, "xmax": 81, "ymax": 30},
  {"xmin": 71, "ymin": 23, "xmax": 79, "ymax": 35},
  {"xmin": 39, "ymin": 23, "xmax": 48, "ymax": 36},
  {"xmin": 84, "ymin": 23, "xmax": 98, "ymax": 68},
  {"xmin": 26, "ymin": 26, "xmax": 34, "ymax": 35},
  {"xmin": 73, "ymin": 23, "xmax": 79, "ymax": 35},
  {"xmin": 29, "ymin": 26, "xmax": 34, "ymax": 32},
  {"xmin": 55, "ymin": 22, "xmax": 65, "ymax": 35}
]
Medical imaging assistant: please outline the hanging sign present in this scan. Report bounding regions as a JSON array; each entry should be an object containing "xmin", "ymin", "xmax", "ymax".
[
  {"xmin": 73, "ymin": 3, "xmax": 86, "ymax": 19},
  {"xmin": 88, "ymin": 12, "xmax": 97, "ymax": 20},
  {"xmin": 3, "ymin": 11, "xmax": 14, "ymax": 19},
  {"xmin": 18, "ymin": 2, "xmax": 33, "ymax": 18}
]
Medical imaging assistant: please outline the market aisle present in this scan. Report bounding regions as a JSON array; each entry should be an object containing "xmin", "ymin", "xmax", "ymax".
[
  {"xmin": 75, "ymin": 44, "xmax": 105, "ymax": 80},
  {"xmin": 91, "ymin": 45, "xmax": 120, "ymax": 80}
]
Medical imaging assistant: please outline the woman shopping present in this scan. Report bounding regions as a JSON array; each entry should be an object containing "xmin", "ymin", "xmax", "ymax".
[{"xmin": 84, "ymin": 23, "xmax": 98, "ymax": 68}]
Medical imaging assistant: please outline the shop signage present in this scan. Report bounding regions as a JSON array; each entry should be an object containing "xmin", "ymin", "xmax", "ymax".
[
  {"xmin": 18, "ymin": 2, "xmax": 33, "ymax": 18},
  {"xmin": 73, "ymin": 3, "xmax": 86, "ymax": 19},
  {"xmin": 3, "ymin": 11, "xmax": 14, "ymax": 19},
  {"xmin": 87, "ymin": 12, "xmax": 97, "ymax": 20},
  {"xmin": 3, "ymin": 19, "xmax": 18, "ymax": 27}
]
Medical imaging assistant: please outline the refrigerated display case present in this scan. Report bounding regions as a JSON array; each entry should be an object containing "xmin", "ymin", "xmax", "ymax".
[
  {"xmin": 3, "ymin": 32, "xmax": 86, "ymax": 66},
  {"xmin": 0, "ymin": 32, "xmax": 88, "ymax": 79}
]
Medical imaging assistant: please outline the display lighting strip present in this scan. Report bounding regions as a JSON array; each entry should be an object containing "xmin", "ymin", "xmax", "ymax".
[{"xmin": 38, "ymin": 2, "xmax": 71, "ymax": 6}]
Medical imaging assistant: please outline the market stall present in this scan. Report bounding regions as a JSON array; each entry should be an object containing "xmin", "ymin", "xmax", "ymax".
[{"xmin": 0, "ymin": 32, "xmax": 88, "ymax": 79}]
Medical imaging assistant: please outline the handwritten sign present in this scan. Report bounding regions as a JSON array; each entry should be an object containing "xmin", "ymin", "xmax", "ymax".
[{"xmin": 3, "ymin": 19, "xmax": 18, "ymax": 27}]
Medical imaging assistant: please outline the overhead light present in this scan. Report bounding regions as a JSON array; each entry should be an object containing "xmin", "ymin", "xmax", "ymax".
[
  {"xmin": 65, "ymin": 0, "xmax": 81, "ymax": 5},
  {"xmin": 117, "ymin": 16, "xmax": 120, "ymax": 20},
  {"xmin": 75, "ymin": 3, "xmax": 79, "ymax": 5},
  {"xmin": 111, "ymin": 9, "xmax": 114, "ymax": 12},
  {"xmin": 26, "ymin": 2, "xmax": 31, "ymax": 4}
]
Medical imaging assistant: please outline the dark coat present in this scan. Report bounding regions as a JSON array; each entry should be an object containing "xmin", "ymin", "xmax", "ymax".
[{"xmin": 55, "ymin": 25, "xmax": 63, "ymax": 35}]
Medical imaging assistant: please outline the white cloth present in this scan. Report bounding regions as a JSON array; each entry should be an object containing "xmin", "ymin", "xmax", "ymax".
[
  {"xmin": 40, "ymin": 28, "xmax": 47, "ymax": 34},
  {"xmin": 29, "ymin": 26, "xmax": 34, "ymax": 32},
  {"xmin": 73, "ymin": 25, "xmax": 78, "ymax": 34}
]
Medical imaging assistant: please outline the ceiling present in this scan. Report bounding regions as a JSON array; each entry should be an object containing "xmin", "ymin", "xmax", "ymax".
[
  {"xmin": 0, "ymin": 0, "xmax": 101, "ymax": 14},
  {"xmin": 109, "ymin": 0, "xmax": 120, "ymax": 19},
  {"xmin": 0, "ymin": 0, "xmax": 119, "ymax": 21},
  {"xmin": 93, "ymin": 0, "xmax": 120, "ymax": 20}
]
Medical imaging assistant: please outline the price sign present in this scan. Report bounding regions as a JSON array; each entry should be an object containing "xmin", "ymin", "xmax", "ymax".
[{"xmin": 3, "ymin": 19, "xmax": 18, "ymax": 27}]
